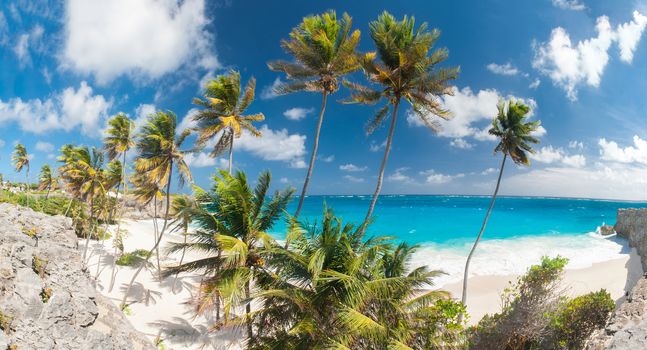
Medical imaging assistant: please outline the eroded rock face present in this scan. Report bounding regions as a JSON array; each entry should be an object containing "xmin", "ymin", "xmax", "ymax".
[
  {"xmin": 0, "ymin": 203, "xmax": 154, "ymax": 350},
  {"xmin": 586, "ymin": 208, "xmax": 647, "ymax": 349}
]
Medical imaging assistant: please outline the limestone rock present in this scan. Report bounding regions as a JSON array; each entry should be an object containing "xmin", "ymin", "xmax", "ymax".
[{"xmin": 0, "ymin": 203, "xmax": 154, "ymax": 349}]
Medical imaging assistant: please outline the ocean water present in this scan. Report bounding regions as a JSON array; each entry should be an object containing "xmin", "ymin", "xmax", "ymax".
[{"xmin": 276, "ymin": 195, "xmax": 647, "ymax": 286}]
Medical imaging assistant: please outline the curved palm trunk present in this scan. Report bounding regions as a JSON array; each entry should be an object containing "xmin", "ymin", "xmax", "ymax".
[
  {"xmin": 95, "ymin": 180, "xmax": 122, "ymax": 279},
  {"xmin": 109, "ymin": 152, "xmax": 128, "ymax": 291},
  {"xmin": 460, "ymin": 154, "xmax": 507, "ymax": 316},
  {"xmin": 153, "ymin": 196, "xmax": 161, "ymax": 278},
  {"xmin": 228, "ymin": 136, "xmax": 234, "ymax": 175},
  {"xmin": 360, "ymin": 99, "xmax": 400, "ymax": 238},
  {"xmin": 45, "ymin": 185, "xmax": 51, "ymax": 200},
  {"xmin": 245, "ymin": 279, "xmax": 253, "ymax": 343},
  {"xmin": 82, "ymin": 197, "xmax": 96, "ymax": 262},
  {"xmin": 172, "ymin": 223, "xmax": 188, "ymax": 292},
  {"xmin": 294, "ymin": 91, "xmax": 328, "ymax": 219},
  {"xmin": 120, "ymin": 164, "xmax": 173, "ymax": 308}
]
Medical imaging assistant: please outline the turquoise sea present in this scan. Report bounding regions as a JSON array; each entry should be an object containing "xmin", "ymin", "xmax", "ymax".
[{"xmin": 277, "ymin": 195, "xmax": 647, "ymax": 285}]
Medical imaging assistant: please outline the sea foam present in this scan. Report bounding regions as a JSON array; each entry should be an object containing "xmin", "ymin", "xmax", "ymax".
[{"xmin": 411, "ymin": 232, "xmax": 630, "ymax": 287}]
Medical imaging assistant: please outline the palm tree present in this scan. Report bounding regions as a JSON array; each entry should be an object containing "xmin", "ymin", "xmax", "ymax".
[
  {"xmin": 120, "ymin": 110, "xmax": 192, "ymax": 308},
  {"xmin": 38, "ymin": 164, "xmax": 58, "ymax": 199},
  {"xmin": 460, "ymin": 100, "xmax": 541, "ymax": 316},
  {"xmin": 168, "ymin": 194, "xmax": 199, "ymax": 292},
  {"xmin": 269, "ymin": 10, "xmax": 361, "ymax": 218},
  {"xmin": 252, "ymin": 208, "xmax": 452, "ymax": 348},
  {"xmin": 163, "ymin": 170, "xmax": 293, "ymax": 343},
  {"xmin": 192, "ymin": 70, "xmax": 264, "ymax": 174},
  {"xmin": 12, "ymin": 143, "xmax": 30, "ymax": 188},
  {"xmin": 344, "ymin": 11, "xmax": 459, "ymax": 236}
]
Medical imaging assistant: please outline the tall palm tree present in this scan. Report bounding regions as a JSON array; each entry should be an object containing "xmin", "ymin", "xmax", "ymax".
[
  {"xmin": 192, "ymin": 70, "xmax": 264, "ymax": 174},
  {"xmin": 268, "ymin": 10, "xmax": 361, "ymax": 218},
  {"xmin": 38, "ymin": 164, "xmax": 58, "ymax": 199},
  {"xmin": 168, "ymin": 194, "xmax": 199, "ymax": 292},
  {"xmin": 12, "ymin": 143, "xmax": 30, "ymax": 188},
  {"xmin": 164, "ymin": 170, "xmax": 293, "ymax": 343},
  {"xmin": 120, "ymin": 110, "xmax": 192, "ymax": 308},
  {"xmin": 460, "ymin": 100, "xmax": 541, "ymax": 316},
  {"xmin": 344, "ymin": 11, "xmax": 459, "ymax": 236}
]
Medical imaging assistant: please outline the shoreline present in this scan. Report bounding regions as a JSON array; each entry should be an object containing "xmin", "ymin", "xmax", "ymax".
[{"xmin": 84, "ymin": 218, "xmax": 642, "ymax": 346}]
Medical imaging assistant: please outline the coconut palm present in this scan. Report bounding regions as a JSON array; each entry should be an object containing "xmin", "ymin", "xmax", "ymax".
[
  {"xmin": 460, "ymin": 100, "xmax": 541, "ymax": 316},
  {"xmin": 120, "ymin": 110, "xmax": 192, "ymax": 308},
  {"xmin": 192, "ymin": 70, "xmax": 264, "ymax": 174},
  {"xmin": 344, "ymin": 11, "xmax": 459, "ymax": 236},
  {"xmin": 38, "ymin": 164, "xmax": 58, "ymax": 199},
  {"xmin": 168, "ymin": 194, "xmax": 199, "ymax": 292},
  {"xmin": 163, "ymin": 170, "xmax": 293, "ymax": 343},
  {"xmin": 251, "ymin": 208, "xmax": 452, "ymax": 349},
  {"xmin": 12, "ymin": 143, "xmax": 30, "ymax": 188},
  {"xmin": 269, "ymin": 10, "xmax": 361, "ymax": 218}
]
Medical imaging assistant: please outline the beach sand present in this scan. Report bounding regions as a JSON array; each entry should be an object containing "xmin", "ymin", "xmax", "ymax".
[{"xmin": 83, "ymin": 219, "xmax": 644, "ymax": 348}]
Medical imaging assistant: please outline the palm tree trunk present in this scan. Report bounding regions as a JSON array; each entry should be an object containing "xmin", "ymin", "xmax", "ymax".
[
  {"xmin": 154, "ymin": 196, "xmax": 161, "ymax": 278},
  {"xmin": 172, "ymin": 224, "xmax": 188, "ymax": 292},
  {"xmin": 109, "ymin": 152, "xmax": 128, "ymax": 292},
  {"xmin": 228, "ymin": 134, "xmax": 234, "ymax": 175},
  {"xmin": 460, "ymin": 154, "xmax": 507, "ymax": 318},
  {"xmin": 245, "ymin": 279, "xmax": 253, "ymax": 342},
  {"xmin": 82, "ymin": 198, "xmax": 95, "ymax": 262},
  {"xmin": 360, "ymin": 99, "xmax": 400, "ymax": 238},
  {"xmin": 95, "ymin": 181, "xmax": 122, "ymax": 279},
  {"xmin": 120, "ymin": 164, "xmax": 173, "ymax": 308},
  {"xmin": 45, "ymin": 186, "xmax": 50, "ymax": 200},
  {"xmin": 294, "ymin": 91, "xmax": 328, "ymax": 219}
]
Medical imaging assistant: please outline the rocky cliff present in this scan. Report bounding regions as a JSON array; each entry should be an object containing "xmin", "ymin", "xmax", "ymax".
[
  {"xmin": 0, "ymin": 203, "xmax": 154, "ymax": 349},
  {"xmin": 586, "ymin": 208, "xmax": 647, "ymax": 349}
]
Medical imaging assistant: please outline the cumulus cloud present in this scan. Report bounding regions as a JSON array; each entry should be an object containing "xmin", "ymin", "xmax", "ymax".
[
  {"xmin": 407, "ymin": 87, "xmax": 538, "ymax": 144},
  {"xmin": 236, "ymin": 125, "xmax": 306, "ymax": 168},
  {"xmin": 370, "ymin": 140, "xmax": 387, "ymax": 152},
  {"xmin": 339, "ymin": 163, "xmax": 367, "ymax": 172},
  {"xmin": 318, "ymin": 154, "xmax": 335, "ymax": 162},
  {"xmin": 551, "ymin": 0, "xmax": 586, "ymax": 11},
  {"xmin": 343, "ymin": 175, "xmax": 364, "ymax": 183},
  {"xmin": 481, "ymin": 167, "xmax": 497, "ymax": 175},
  {"xmin": 533, "ymin": 11, "xmax": 647, "ymax": 100},
  {"xmin": 283, "ymin": 107, "xmax": 314, "ymax": 121},
  {"xmin": 530, "ymin": 145, "xmax": 586, "ymax": 167},
  {"xmin": 486, "ymin": 62, "xmax": 519, "ymax": 76},
  {"xmin": 599, "ymin": 135, "xmax": 647, "ymax": 164},
  {"xmin": 569, "ymin": 140, "xmax": 584, "ymax": 149},
  {"xmin": 62, "ymin": 0, "xmax": 218, "ymax": 84},
  {"xmin": 184, "ymin": 152, "xmax": 227, "ymax": 168},
  {"xmin": 13, "ymin": 25, "xmax": 44, "ymax": 66},
  {"xmin": 450, "ymin": 138, "xmax": 473, "ymax": 149},
  {"xmin": 260, "ymin": 78, "xmax": 283, "ymax": 100},
  {"xmin": 388, "ymin": 167, "xmax": 413, "ymax": 183},
  {"xmin": 177, "ymin": 108, "xmax": 199, "ymax": 134},
  {"xmin": 35, "ymin": 141, "xmax": 54, "ymax": 153},
  {"xmin": 0, "ymin": 81, "xmax": 111, "ymax": 136},
  {"xmin": 529, "ymin": 78, "xmax": 541, "ymax": 89},
  {"xmin": 421, "ymin": 169, "xmax": 465, "ymax": 184}
]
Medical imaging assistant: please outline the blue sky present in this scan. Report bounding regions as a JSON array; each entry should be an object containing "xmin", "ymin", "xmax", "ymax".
[{"xmin": 2, "ymin": 0, "xmax": 647, "ymax": 200}]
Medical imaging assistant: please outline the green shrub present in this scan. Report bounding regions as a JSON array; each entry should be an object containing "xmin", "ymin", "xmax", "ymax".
[
  {"xmin": 545, "ymin": 289, "xmax": 615, "ymax": 349},
  {"xmin": 116, "ymin": 249, "xmax": 151, "ymax": 267},
  {"xmin": 32, "ymin": 256, "xmax": 48, "ymax": 278},
  {"xmin": 40, "ymin": 287, "xmax": 53, "ymax": 303},
  {"xmin": 0, "ymin": 310, "xmax": 12, "ymax": 333}
]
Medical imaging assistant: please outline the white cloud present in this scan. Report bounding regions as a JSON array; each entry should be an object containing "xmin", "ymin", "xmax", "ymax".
[
  {"xmin": 13, "ymin": 25, "xmax": 44, "ymax": 67},
  {"xmin": 318, "ymin": 154, "xmax": 335, "ymax": 162},
  {"xmin": 280, "ymin": 177, "xmax": 289, "ymax": 184},
  {"xmin": 599, "ymin": 135, "xmax": 647, "ymax": 164},
  {"xmin": 568, "ymin": 140, "xmax": 584, "ymax": 149},
  {"xmin": 62, "ymin": 0, "xmax": 218, "ymax": 84},
  {"xmin": 481, "ymin": 167, "xmax": 497, "ymax": 175},
  {"xmin": 339, "ymin": 163, "xmax": 367, "ymax": 172},
  {"xmin": 184, "ymin": 152, "xmax": 227, "ymax": 168},
  {"xmin": 551, "ymin": 0, "xmax": 586, "ymax": 11},
  {"xmin": 260, "ymin": 78, "xmax": 283, "ymax": 100},
  {"xmin": 529, "ymin": 78, "xmax": 541, "ymax": 89},
  {"xmin": 486, "ymin": 62, "xmax": 519, "ymax": 76},
  {"xmin": 421, "ymin": 169, "xmax": 465, "ymax": 184},
  {"xmin": 533, "ymin": 11, "xmax": 647, "ymax": 100},
  {"xmin": 450, "ymin": 138, "xmax": 473, "ymax": 149},
  {"xmin": 530, "ymin": 145, "xmax": 586, "ymax": 167},
  {"xmin": 177, "ymin": 108, "xmax": 199, "ymax": 134},
  {"xmin": 388, "ymin": 167, "xmax": 413, "ymax": 183},
  {"xmin": 407, "ymin": 87, "xmax": 538, "ymax": 144},
  {"xmin": 283, "ymin": 107, "xmax": 314, "ymax": 121},
  {"xmin": 343, "ymin": 175, "xmax": 364, "ymax": 183},
  {"xmin": 236, "ymin": 125, "xmax": 306, "ymax": 168},
  {"xmin": 0, "ymin": 81, "xmax": 111, "ymax": 136},
  {"xmin": 370, "ymin": 140, "xmax": 387, "ymax": 152},
  {"xmin": 35, "ymin": 141, "xmax": 54, "ymax": 153}
]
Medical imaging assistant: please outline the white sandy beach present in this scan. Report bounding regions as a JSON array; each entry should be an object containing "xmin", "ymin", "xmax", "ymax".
[{"xmin": 82, "ymin": 219, "xmax": 644, "ymax": 349}]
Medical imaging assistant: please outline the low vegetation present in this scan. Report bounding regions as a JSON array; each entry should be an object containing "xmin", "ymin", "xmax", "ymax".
[
  {"xmin": 0, "ymin": 310, "xmax": 12, "ymax": 334},
  {"xmin": 116, "ymin": 249, "xmax": 152, "ymax": 267},
  {"xmin": 32, "ymin": 256, "xmax": 48, "ymax": 278}
]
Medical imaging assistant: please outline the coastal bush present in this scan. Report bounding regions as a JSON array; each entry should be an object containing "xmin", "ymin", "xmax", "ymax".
[
  {"xmin": 0, "ymin": 310, "xmax": 12, "ymax": 333},
  {"xmin": 470, "ymin": 256, "xmax": 568, "ymax": 350},
  {"xmin": 41, "ymin": 287, "xmax": 53, "ymax": 303},
  {"xmin": 32, "ymin": 256, "xmax": 48, "ymax": 278},
  {"xmin": 543, "ymin": 289, "xmax": 614, "ymax": 349},
  {"xmin": 116, "ymin": 249, "xmax": 151, "ymax": 267}
]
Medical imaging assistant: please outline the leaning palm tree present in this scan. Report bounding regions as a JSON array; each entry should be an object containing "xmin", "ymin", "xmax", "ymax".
[
  {"xmin": 460, "ymin": 100, "xmax": 541, "ymax": 316},
  {"xmin": 12, "ymin": 143, "xmax": 30, "ymax": 188},
  {"xmin": 120, "ymin": 110, "xmax": 192, "ymax": 308},
  {"xmin": 192, "ymin": 70, "xmax": 264, "ymax": 174},
  {"xmin": 38, "ymin": 164, "xmax": 58, "ymax": 199},
  {"xmin": 163, "ymin": 170, "xmax": 293, "ymax": 343},
  {"xmin": 344, "ymin": 12, "xmax": 459, "ymax": 236},
  {"xmin": 168, "ymin": 194, "xmax": 199, "ymax": 292},
  {"xmin": 269, "ymin": 10, "xmax": 361, "ymax": 218}
]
